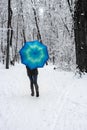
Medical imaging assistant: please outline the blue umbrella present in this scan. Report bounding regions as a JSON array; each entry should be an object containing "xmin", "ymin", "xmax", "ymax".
[{"xmin": 19, "ymin": 40, "xmax": 49, "ymax": 69}]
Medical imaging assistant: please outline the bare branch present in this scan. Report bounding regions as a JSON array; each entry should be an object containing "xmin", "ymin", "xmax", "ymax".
[{"xmin": 66, "ymin": 0, "xmax": 74, "ymax": 20}]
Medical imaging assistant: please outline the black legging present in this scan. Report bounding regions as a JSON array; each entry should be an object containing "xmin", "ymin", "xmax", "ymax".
[{"xmin": 29, "ymin": 75, "xmax": 39, "ymax": 93}]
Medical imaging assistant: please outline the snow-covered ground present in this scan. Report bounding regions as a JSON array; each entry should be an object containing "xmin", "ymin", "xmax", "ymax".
[{"xmin": 0, "ymin": 63, "xmax": 87, "ymax": 130}]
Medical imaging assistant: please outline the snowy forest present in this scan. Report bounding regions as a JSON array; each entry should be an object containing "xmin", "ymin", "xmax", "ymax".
[{"xmin": 0, "ymin": 0, "xmax": 87, "ymax": 72}]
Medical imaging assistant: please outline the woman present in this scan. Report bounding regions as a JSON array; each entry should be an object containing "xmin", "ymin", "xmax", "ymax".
[{"xmin": 26, "ymin": 66, "xmax": 39, "ymax": 97}]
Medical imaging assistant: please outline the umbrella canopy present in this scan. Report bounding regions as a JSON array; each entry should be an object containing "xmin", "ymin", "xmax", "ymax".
[{"xmin": 19, "ymin": 40, "xmax": 49, "ymax": 69}]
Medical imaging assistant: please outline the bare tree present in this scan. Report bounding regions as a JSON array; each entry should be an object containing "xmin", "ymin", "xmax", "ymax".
[
  {"xmin": 31, "ymin": 0, "xmax": 42, "ymax": 42},
  {"xmin": 74, "ymin": 0, "xmax": 87, "ymax": 72},
  {"xmin": 6, "ymin": 0, "xmax": 13, "ymax": 69},
  {"xmin": 20, "ymin": 1, "xmax": 26, "ymax": 43}
]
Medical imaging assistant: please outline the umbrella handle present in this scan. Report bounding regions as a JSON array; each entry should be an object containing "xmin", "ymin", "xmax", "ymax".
[{"xmin": 46, "ymin": 62, "xmax": 48, "ymax": 65}]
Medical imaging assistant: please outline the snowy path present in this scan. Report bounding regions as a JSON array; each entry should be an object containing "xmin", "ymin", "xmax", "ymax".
[{"xmin": 0, "ymin": 64, "xmax": 87, "ymax": 130}]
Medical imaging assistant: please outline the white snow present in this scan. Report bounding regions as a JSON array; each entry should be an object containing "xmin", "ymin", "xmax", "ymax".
[{"xmin": 0, "ymin": 63, "xmax": 87, "ymax": 130}]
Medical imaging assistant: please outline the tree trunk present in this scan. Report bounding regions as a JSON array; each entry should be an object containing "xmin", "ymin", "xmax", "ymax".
[
  {"xmin": 74, "ymin": 0, "xmax": 87, "ymax": 72},
  {"xmin": 32, "ymin": 8, "xmax": 42, "ymax": 43},
  {"xmin": 6, "ymin": 0, "xmax": 11, "ymax": 69},
  {"xmin": 31, "ymin": 0, "xmax": 42, "ymax": 42},
  {"xmin": 20, "ymin": 1, "xmax": 26, "ymax": 43}
]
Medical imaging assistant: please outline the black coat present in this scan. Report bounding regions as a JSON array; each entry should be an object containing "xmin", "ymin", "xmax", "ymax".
[{"xmin": 26, "ymin": 66, "xmax": 38, "ymax": 76}]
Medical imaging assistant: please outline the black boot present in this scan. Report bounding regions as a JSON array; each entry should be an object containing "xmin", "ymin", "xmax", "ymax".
[
  {"xmin": 36, "ymin": 91, "xmax": 39, "ymax": 97},
  {"xmin": 31, "ymin": 92, "xmax": 34, "ymax": 96},
  {"xmin": 35, "ymin": 84, "xmax": 39, "ymax": 97}
]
